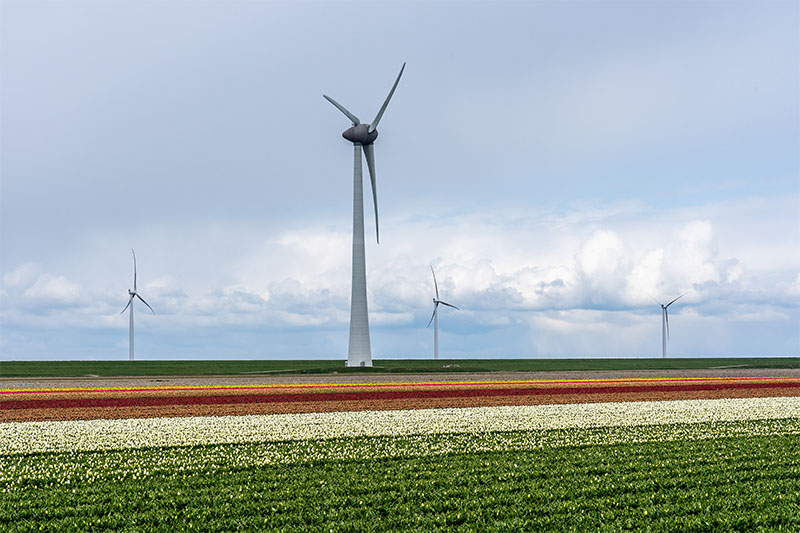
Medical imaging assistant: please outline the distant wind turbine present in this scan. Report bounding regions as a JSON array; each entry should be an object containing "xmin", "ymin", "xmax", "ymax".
[
  {"xmin": 120, "ymin": 249, "xmax": 154, "ymax": 361},
  {"xmin": 651, "ymin": 294, "xmax": 684, "ymax": 358},
  {"xmin": 427, "ymin": 266, "xmax": 459, "ymax": 360},
  {"xmin": 324, "ymin": 63, "xmax": 405, "ymax": 367}
]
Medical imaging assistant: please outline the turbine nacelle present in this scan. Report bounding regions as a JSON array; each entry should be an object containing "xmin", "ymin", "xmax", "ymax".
[{"xmin": 343, "ymin": 124, "xmax": 378, "ymax": 145}]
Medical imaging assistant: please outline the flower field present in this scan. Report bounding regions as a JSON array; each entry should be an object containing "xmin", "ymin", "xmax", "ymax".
[
  {"xmin": 3, "ymin": 376, "xmax": 798, "ymax": 422},
  {"xmin": 1, "ymin": 375, "xmax": 799, "ymax": 531}
]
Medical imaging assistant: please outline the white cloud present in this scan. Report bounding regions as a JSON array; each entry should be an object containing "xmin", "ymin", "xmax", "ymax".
[
  {"xmin": 789, "ymin": 273, "xmax": 800, "ymax": 297},
  {"xmin": 2, "ymin": 194, "xmax": 798, "ymax": 358},
  {"xmin": 575, "ymin": 229, "xmax": 628, "ymax": 301},
  {"xmin": 626, "ymin": 248, "xmax": 665, "ymax": 304},
  {"xmin": 2, "ymin": 263, "xmax": 84, "ymax": 308},
  {"xmin": 3, "ymin": 263, "xmax": 41, "ymax": 287},
  {"xmin": 23, "ymin": 274, "xmax": 81, "ymax": 303}
]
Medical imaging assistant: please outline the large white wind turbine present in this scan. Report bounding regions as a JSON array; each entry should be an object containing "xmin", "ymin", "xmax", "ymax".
[
  {"xmin": 324, "ymin": 63, "xmax": 405, "ymax": 367},
  {"xmin": 427, "ymin": 266, "xmax": 459, "ymax": 360},
  {"xmin": 651, "ymin": 294, "xmax": 684, "ymax": 358},
  {"xmin": 120, "ymin": 249, "xmax": 154, "ymax": 361}
]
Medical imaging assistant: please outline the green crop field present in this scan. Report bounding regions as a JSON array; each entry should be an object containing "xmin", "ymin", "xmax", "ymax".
[
  {"xmin": 2, "ymin": 430, "xmax": 799, "ymax": 532},
  {"xmin": 1, "ymin": 357, "xmax": 799, "ymax": 378}
]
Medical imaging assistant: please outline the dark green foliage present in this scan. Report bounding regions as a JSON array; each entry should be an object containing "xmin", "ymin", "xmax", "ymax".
[
  {"xmin": 1, "ymin": 357, "xmax": 798, "ymax": 378},
  {"xmin": 2, "ymin": 434, "xmax": 798, "ymax": 531}
]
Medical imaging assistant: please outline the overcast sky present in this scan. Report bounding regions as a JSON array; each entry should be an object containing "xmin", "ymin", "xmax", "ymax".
[{"xmin": 1, "ymin": 0, "xmax": 798, "ymax": 361}]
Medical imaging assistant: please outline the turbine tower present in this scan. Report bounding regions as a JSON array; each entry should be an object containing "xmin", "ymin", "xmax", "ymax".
[
  {"xmin": 427, "ymin": 266, "xmax": 459, "ymax": 360},
  {"xmin": 121, "ymin": 249, "xmax": 154, "ymax": 361},
  {"xmin": 324, "ymin": 63, "xmax": 405, "ymax": 367},
  {"xmin": 652, "ymin": 294, "xmax": 684, "ymax": 358}
]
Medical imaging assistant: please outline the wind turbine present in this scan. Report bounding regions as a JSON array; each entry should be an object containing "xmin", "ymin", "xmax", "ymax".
[
  {"xmin": 427, "ymin": 266, "xmax": 459, "ymax": 360},
  {"xmin": 651, "ymin": 294, "xmax": 684, "ymax": 358},
  {"xmin": 324, "ymin": 63, "xmax": 405, "ymax": 368},
  {"xmin": 120, "ymin": 249, "xmax": 154, "ymax": 361}
]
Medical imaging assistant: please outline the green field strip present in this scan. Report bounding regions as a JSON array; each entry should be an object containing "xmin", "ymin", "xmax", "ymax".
[
  {"xmin": 2, "ymin": 357, "xmax": 799, "ymax": 378},
  {"xmin": 2, "ymin": 429, "xmax": 798, "ymax": 531}
]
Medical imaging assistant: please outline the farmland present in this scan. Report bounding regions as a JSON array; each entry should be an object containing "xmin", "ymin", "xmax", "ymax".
[
  {"xmin": 3, "ymin": 432, "xmax": 799, "ymax": 531},
  {"xmin": 1, "ymin": 371, "xmax": 799, "ymax": 531},
  {"xmin": 1, "ymin": 357, "xmax": 799, "ymax": 378}
]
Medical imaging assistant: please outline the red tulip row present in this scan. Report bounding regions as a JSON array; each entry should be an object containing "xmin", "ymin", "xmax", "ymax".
[{"xmin": 3, "ymin": 379, "xmax": 799, "ymax": 411}]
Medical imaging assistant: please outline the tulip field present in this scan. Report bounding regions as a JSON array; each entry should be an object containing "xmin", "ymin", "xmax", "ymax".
[{"xmin": 2, "ymin": 374, "xmax": 799, "ymax": 531}]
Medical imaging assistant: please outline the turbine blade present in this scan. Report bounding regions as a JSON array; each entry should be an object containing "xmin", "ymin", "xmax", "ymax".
[
  {"xmin": 137, "ymin": 294, "xmax": 155, "ymax": 314},
  {"xmin": 439, "ymin": 301, "xmax": 459, "ymax": 310},
  {"xmin": 430, "ymin": 265, "xmax": 439, "ymax": 300},
  {"xmin": 120, "ymin": 295, "xmax": 134, "ymax": 314},
  {"xmin": 426, "ymin": 303, "xmax": 438, "ymax": 328},
  {"xmin": 665, "ymin": 308, "xmax": 670, "ymax": 339},
  {"xmin": 368, "ymin": 62, "xmax": 405, "ymax": 134},
  {"xmin": 647, "ymin": 294, "xmax": 662, "ymax": 306},
  {"xmin": 666, "ymin": 293, "xmax": 685, "ymax": 308},
  {"xmin": 323, "ymin": 95, "xmax": 360, "ymax": 125},
  {"xmin": 131, "ymin": 248, "xmax": 137, "ymax": 291},
  {"xmin": 363, "ymin": 143, "xmax": 379, "ymax": 243}
]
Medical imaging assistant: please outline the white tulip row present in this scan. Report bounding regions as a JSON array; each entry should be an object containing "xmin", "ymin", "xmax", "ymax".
[{"xmin": 1, "ymin": 396, "xmax": 798, "ymax": 455}]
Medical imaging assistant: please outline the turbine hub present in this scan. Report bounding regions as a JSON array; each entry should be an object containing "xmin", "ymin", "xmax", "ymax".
[{"xmin": 343, "ymin": 124, "xmax": 378, "ymax": 145}]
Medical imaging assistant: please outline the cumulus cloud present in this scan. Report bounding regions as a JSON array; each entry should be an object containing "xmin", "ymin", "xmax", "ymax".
[
  {"xmin": 359, "ymin": 214, "xmax": 762, "ymax": 320},
  {"xmin": 3, "ymin": 263, "xmax": 41, "ymax": 287},
  {"xmin": 1, "ymin": 196, "xmax": 797, "ymax": 357},
  {"xmin": 23, "ymin": 274, "xmax": 82, "ymax": 303},
  {"xmin": 2, "ymin": 263, "xmax": 84, "ymax": 309}
]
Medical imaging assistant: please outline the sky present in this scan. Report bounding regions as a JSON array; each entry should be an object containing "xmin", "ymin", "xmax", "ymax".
[{"xmin": 1, "ymin": 0, "xmax": 798, "ymax": 361}]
